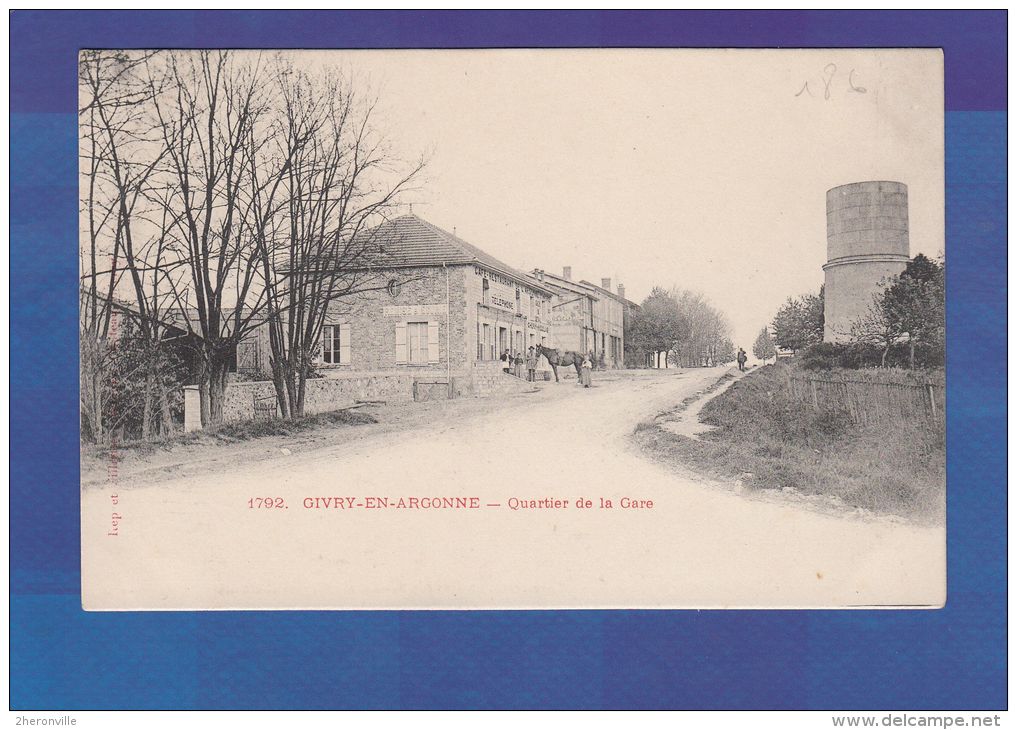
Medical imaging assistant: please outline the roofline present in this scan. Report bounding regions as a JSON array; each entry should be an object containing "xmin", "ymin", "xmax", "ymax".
[
  {"xmin": 343, "ymin": 260, "xmax": 556, "ymax": 297},
  {"xmin": 529, "ymin": 271, "xmax": 603, "ymax": 301},
  {"xmin": 578, "ymin": 279, "xmax": 640, "ymax": 308}
]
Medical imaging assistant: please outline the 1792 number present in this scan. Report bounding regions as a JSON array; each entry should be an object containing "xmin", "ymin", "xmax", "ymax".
[{"xmin": 247, "ymin": 497, "xmax": 287, "ymax": 509}]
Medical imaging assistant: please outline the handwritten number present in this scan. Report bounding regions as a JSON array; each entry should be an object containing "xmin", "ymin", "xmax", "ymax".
[
  {"xmin": 848, "ymin": 69, "xmax": 867, "ymax": 94},
  {"xmin": 822, "ymin": 63, "xmax": 837, "ymax": 100},
  {"xmin": 796, "ymin": 64, "xmax": 868, "ymax": 99}
]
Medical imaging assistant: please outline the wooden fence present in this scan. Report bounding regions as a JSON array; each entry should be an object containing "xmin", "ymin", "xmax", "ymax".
[{"xmin": 786, "ymin": 372, "xmax": 945, "ymax": 425}]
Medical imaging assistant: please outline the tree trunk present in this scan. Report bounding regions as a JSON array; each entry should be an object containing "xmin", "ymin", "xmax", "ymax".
[
  {"xmin": 269, "ymin": 358, "xmax": 291, "ymax": 419},
  {"xmin": 158, "ymin": 378, "xmax": 173, "ymax": 436},
  {"xmin": 141, "ymin": 367, "xmax": 154, "ymax": 441},
  {"xmin": 909, "ymin": 341, "xmax": 916, "ymax": 369},
  {"xmin": 207, "ymin": 357, "xmax": 229, "ymax": 426},
  {"xmin": 198, "ymin": 363, "xmax": 211, "ymax": 428},
  {"xmin": 198, "ymin": 352, "xmax": 231, "ymax": 428}
]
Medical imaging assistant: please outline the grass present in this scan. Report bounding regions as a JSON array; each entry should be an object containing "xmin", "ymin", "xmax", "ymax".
[
  {"xmin": 84, "ymin": 407, "xmax": 378, "ymax": 458},
  {"xmin": 633, "ymin": 364, "xmax": 945, "ymax": 523}
]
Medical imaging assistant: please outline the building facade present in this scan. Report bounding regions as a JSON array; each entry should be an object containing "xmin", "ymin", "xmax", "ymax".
[
  {"xmin": 530, "ymin": 267, "xmax": 634, "ymax": 369},
  {"xmin": 242, "ymin": 214, "xmax": 555, "ymax": 384}
]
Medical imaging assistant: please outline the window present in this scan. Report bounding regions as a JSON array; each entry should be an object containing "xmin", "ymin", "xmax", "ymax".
[
  {"xmin": 407, "ymin": 322, "xmax": 429, "ymax": 365},
  {"xmin": 482, "ymin": 278, "xmax": 490, "ymax": 305},
  {"xmin": 396, "ymin": 321, "xmax": 437, "ymax": 364},
  {"xmin": 515, "ymin": 289, "xmax": 521, "ymax": 312},
  {"xmin": 482, "ymin": 324, "xmax": 490, "ymax": 360},
  {"xmin": 320, "ymin": 324, "xmax": 350, "ymax": 365}
]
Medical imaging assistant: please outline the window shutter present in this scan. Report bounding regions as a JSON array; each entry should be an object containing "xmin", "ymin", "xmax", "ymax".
[
  {"xmin": 395, "ymin": 322, "xmax": 407, "ymax": 364},
  {"xmin": 339, "ymin": 324, "xmax": 351, "ymax": 364},
  {"xmin": 427, "ymin": 321, "xmax": 440, "ymax": 363}
]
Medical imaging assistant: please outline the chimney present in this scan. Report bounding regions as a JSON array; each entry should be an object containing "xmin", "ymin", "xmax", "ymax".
[
  {"xmin": 562, "ymin": 266, "xmax": 572, "ymax": 280},
  {"xmin": 601, "ymin": 277, "xmax": 612, "ymax": 291},
  {"xmin": 617, "ymin": 283, "xmax": 626, "ymax": 300}
]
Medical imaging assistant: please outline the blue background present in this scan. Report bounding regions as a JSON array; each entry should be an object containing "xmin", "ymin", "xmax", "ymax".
[{"xmin": 10, "ymin": 10, "xmax": 1007, "ymax": 710}]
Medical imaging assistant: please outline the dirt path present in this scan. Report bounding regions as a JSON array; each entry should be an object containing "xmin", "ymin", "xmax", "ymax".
[{"xmin": 82, "ymin": 367, "xmax": 944, "ymax": 610}]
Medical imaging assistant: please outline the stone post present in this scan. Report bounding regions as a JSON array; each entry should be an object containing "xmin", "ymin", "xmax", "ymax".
[{"xmin": 183, "ymin": 385, "xmax": 202, "ymax": 432}]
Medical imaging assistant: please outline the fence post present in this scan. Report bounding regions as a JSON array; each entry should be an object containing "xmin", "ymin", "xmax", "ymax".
[{"xmin": 927, "ymin": 384, "xmax": 937, "ymax": 421}]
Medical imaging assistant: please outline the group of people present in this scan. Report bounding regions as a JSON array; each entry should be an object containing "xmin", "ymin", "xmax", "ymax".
[
  {"xmin": 500, "ymin": 346, "xmax": 595, "ymax": 388},
  {"xmin": 501, "ymin": 346, "xmax": 542, "ymax": 382}
]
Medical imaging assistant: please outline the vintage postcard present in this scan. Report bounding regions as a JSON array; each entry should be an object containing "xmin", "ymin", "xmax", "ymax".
[{"xmin": 79, "ymin": 48, "xmax": 945, "ymax": 609}]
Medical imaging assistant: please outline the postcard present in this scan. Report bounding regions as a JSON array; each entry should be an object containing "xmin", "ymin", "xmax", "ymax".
[{"xmin": 78, "ymin": 48, "xmax": 945, "ymax": 609}]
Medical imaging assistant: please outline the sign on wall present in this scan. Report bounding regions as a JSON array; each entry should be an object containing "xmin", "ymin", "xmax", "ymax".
[
  {"xmin": 488, "ymin": 280, "xmax": 516, "ymax": 311},
  {"xmin": 383, "ymin": 304, "xmax": 445, "ymax": 317}
]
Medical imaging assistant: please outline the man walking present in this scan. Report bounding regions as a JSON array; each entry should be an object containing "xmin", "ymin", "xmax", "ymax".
[{"xmin": 526, "ymin": 346, "xmax": 538, "ymax": 382}]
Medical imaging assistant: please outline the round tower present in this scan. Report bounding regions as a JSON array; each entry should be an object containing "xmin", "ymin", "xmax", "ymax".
[{"xmin": 823, "ymin": 181, "xmax": 910, "ymax": 342}]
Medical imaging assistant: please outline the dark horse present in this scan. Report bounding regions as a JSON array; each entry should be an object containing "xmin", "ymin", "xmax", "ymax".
[{"xmin": 535, "ymin": 344, "xmax": 584, "ymax": 383}]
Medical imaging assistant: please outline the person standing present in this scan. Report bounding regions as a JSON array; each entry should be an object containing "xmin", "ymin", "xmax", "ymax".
[
  {"xmin": 581, "ymin": 354, "xmax": 593, "ymax": 388},
  {"xmin": 526, "ymin": 346, "xmax": 538, "ymax": 382},
  {"xmin": 737, "ymin": 348, "xmax": 747, "ymax": 372},
  {"xmin": 513, "ymin": 351, "xmax": 524, "ymax": 378},
  {"xmin": 501, "ymin": 348, "xmax": 511, "ymax": 374}
]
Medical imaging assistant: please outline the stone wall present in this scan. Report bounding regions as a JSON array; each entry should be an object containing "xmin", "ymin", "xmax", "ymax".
[
  {"xmin": 210, "ymin": 364, "xmax": 530, "ymax": 426},
  {"xmin": 470, "ymin": 361, "xmax": 539, "ymax": 397},
  {"xmin": 824, "ymin": 181, "xmax": 910, "ymax": 343},
  {"xmin": 220, "ymin": 372, "xmax": 425, "ymax": 423}
]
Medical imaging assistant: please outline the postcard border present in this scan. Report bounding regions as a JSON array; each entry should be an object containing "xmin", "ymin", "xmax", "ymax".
[{"xmin": 10, "ymin": 9, "xmax": 1006, "ymax": 710}]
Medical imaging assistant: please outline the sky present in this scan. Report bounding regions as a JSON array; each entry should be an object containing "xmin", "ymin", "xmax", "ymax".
[{"xmin": 285, "ymin": 49, "xmax": 943, "ymax": 348}]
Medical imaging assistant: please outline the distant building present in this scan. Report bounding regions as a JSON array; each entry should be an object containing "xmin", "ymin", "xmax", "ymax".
[
  {"xmin": 529, "ymin": 267, "xmax": 636, "ymax": 369},
  {"xmin": 823, "ymin": 181, "xmax": 910, "ymax": 343}
]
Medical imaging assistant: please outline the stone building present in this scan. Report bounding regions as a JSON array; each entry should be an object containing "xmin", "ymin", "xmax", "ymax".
[
  {"xmin": 823, "ymin": 181, "xmax": 910, "ymax": 342},
  {"xmin": 242, "ymin": 214, "xmax": 555, "ymax": 388},
  {"xmin": 529, "ymin": 267, "xmax": 634, "ymax": 369}
]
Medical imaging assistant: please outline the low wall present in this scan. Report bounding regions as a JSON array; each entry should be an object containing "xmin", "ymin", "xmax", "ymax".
[
  {"xmin": 471, "ymin": 361, "xmax": 540, "ymax": 397},
  {"xmin": 221, "ymin": 372, "xmax": 430, "ymax": 423},
  {"xmin": 199, "ymin": 365, "xmax": 532, "ymax": 427}
]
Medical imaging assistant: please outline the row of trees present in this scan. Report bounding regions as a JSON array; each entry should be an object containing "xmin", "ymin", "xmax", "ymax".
[
  {"xmin": 80, "ymin": 50, "xmax": 423, "ymax": 442},
  {"xmin": 627, "ymin": 287, "xmax": 735, "ymax": 367}
]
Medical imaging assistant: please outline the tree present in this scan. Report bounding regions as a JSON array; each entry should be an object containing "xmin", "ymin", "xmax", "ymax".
[
  {"xmin": 850, "ymin": 289, "xmax": 902, "ymax": 367},
  {"xmin": 80, "ymin": 49, "xmax": 180, "ymax": 442},
  {"xmin": 630, "ymin": 286, "xmax": 733, "ymax": 367},
  {"xmin": 629, "ymin": 287, "xmax": 683, "ymax": 367},
  {"xmin": 147, "ymin": 50, "xmax": 295, "ymax": 427},
  {"xmin": 752, "ymin": 327, "xmax": 776, "ymax": 362},
  {"xmin": 875, "ymin": 254, "xmax": 944, "ymax": 368},
  {"xmin": 771, "ymin": 287, "xmax": 824, "ymax": 355},
  {"xmin": 253, "ymin": 62, "xmax": 425, "ymax": 418}
]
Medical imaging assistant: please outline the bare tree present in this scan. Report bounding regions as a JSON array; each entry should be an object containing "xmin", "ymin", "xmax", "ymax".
[
  {"xmin": 148, "ymin": 50, "xmax": 278, "ymax": 426},
  {"xmin": 851, "ymin": 291, "xmax": 902, "ymax": 367},
  {"xmin": 79, "ymin": 49, "xmax": 174, "ymax": 442},
  {"xmin": 251, "ymin": 63, "xmax": 425, "ymax": 418}
]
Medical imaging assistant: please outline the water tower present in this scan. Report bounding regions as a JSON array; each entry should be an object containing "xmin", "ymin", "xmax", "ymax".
[{"xmin": 823, "ymin": 181, "xmax": 910, "ymax": 342}]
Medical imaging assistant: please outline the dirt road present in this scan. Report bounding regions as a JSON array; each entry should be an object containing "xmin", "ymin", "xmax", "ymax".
[{"xmin": 82, "ymin": 367, "xmax": 945, "ymax": 609}]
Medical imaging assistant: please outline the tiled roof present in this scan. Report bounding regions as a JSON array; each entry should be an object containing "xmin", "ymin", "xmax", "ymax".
[{"xmin": 355, "ymin": 214, "xmax": 553, "ymax": 294}]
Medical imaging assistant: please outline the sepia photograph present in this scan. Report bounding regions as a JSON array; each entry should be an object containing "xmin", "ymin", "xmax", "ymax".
[{"xmin": 78, "ymin": 48, "xmax": 946, "ymax": 610}]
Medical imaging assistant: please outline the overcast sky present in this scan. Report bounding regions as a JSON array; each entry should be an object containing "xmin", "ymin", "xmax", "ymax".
[{"xmin": 303, "ymin": 49, "xmax": 943, "ymax": 348}]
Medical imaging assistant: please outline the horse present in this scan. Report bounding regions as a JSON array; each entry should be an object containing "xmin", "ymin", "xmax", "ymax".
[{"xmin": 535, "ymin": 344, "xmax": 585, "ymax": 383}]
